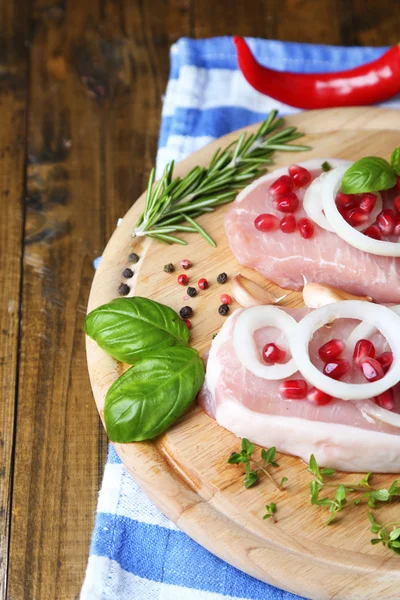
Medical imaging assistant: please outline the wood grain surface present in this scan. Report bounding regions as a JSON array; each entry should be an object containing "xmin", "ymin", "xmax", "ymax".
[
  {"xmin": 87, "ymin": 108, "xmax": 400, "ymax": 600},
  {"xmin": 1, "ymin": 2, "xmax": 400, "ymax": 599}
]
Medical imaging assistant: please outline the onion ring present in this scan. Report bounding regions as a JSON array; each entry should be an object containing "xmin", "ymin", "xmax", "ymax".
[
  {"xmin": 345, "ymin": 304, "xmax": 400, "ymax": 355},
  {"xmin": 233, "ymin": 305, "xmax": 298, "ymax": 380},
  {"xmin": 357, "ymin": 400, "xmax": 400, "ymax": 428},
  {"xmin": 322, "ymin": 166, "xmax": 400, "ymax": 256},
  {"xmin": 290, "ymin": 301, "xmax": 400, "ymax": 400}
]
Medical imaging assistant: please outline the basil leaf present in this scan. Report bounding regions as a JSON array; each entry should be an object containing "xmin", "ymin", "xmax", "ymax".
[
  {"xmin": 341, "ymin": 157, "xmax": 396, "ymax": 194},
  {"xmin": 85, "ymin": 297, "xmax": 189, "ymax": 364},
  {"xmin": 104, "ymin": 346, "xmax": 204, "ymax": 441},
  {"xmin": 390, "ymin": 147, "xmax": 400, "ymax": 176}
]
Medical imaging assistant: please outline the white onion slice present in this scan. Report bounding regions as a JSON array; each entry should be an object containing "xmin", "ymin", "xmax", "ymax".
[
  {"xmin": 345, "ymin": 304, "xmax": 400, "ymax": 355},
  {"xmin": 322, "ymin": 166, "xmax": 400, "ymax": 256},
  {"xmin": 303, "ymin": 159, "xmax": 352, "ymax": 232},
  {"xmin": 290, "ymin": 301, "xmax": 400, "ymax": 400},
  {"xmin": 233, "ymin": 305, "xmax": 298, "ymax": 380},
  {"xmin": 358, "ymin": 399, "xmax": 400, "ymax": 428}
]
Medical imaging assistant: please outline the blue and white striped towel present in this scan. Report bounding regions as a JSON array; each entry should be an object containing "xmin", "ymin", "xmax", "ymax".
[{"xmin": 82, "ymin": 37, "xmax": 399, "ymax": 600}]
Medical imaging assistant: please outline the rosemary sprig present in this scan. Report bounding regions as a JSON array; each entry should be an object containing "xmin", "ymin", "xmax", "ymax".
[{"xmin": 133, "ymin": 110, "xmax": 311, "ymax": 245}]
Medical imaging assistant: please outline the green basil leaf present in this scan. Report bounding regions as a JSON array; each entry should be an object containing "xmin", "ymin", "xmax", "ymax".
[
  {"xmin": 390, "ymin": 147, "xmax": 400, "ymax": 176},
  {"xmin": 341, "ymin": 157, "xmax": 396, "ymax": 194},
  {"xmin": 104, "ymin": 346, "xmax": 204, "ymax": 441},
  {"xmin": 85, "ymin": 297, "xmax": 189, "ymax": 364}
]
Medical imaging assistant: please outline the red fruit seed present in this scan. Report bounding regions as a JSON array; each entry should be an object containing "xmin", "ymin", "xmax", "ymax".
[
  {"xmin": 280, "ymin": 379, "xmax": 308, "ymax": 400},
  {"xmin": 395, "ymin": 195, "xmax": 400, "ymax": 213},
  {"xmin": 280, "ymin": 214, "xmax": 297, "ymax": 234},
  {"xmin": 376, "ymin": 209, "xmax": 395, "ymax": 236},
  {"xmin": 220, "ymin": 294, "xmax": 232, "ymax": 305},
  {"xmin": 269, "ymin": 175, "xmax": 293, "ymax": 197},
  {"xmin": 346, "ymin": 208, "xmax": 369, "ymax": 227},
  {"xmin": 307, "ymin": 387, "xmax": 333, "ymax": 406},
  {"xmin": 318, "ymin": 338, "xmax": 345, "ymax": 362},
  {"xmin": 363, "ymin": 224, "xmax": 382, "ymax": 240},
  {"xmin": 298, "ymin": 217, "xmax": 314, "ymax": 239},
  {"xmin": 335, "ymin": 191, "xmax": 357, "ymax": 209},
  {"xmin": 394, "ymin": 218, "xmax": 400, "ymax": 237},
  {"xmin": 274, "ymin": 192, "xmax": 299, "ymax": 213},
  {"xmin": 198, "ymin": 278, "xmax": 208, "ymax": 290},
  {"xmin": 359, "ymin": 357, "xmax": 384, "ymax": 382},
  {"xmin": 359, "ymin": 193, "xmax": 377, "ymax": 214},
  {"xmin": 374, "ymin": 389, "xmax": 395, "ymax": 411},
  {"xmin": 254, "ymin": 213, "xmax": 280, "ymax": 232},
  {"xmin": 262, "ymin": 342, "xmax": 287, "ymax": 364},
  {"xmin": 377, "ymin": 351, "xmax": 393, "ymax": 373},
  {"xmin": 184, "ymin": 319, "xmax": 192, "ymax": 329},
  {"xmin": 323, "ymin": 359, "xmax": 350, "ymax": 380},
  {"xmin": 353, "ymin": 339, "xmax": 375, "ymax": 365},
  {"xmin": 288, "ymin": 164, "xmax": 312, "ymax": 187},
  {"xmin": 177, "ymin": 273, "xmax": 189, "ymax": 286}
]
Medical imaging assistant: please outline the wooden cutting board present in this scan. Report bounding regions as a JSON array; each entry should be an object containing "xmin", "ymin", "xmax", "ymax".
[{"xmin": 86, "ymin": 107, "xmax": 400, "ymax": 600}]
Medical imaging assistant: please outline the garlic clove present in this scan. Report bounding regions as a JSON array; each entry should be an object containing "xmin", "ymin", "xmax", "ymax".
[
  {"xmin": 231, "ymin": 274, "xmax": 285, "ymax": 308},
  {"xmin": 303, "ymin": 282, "xmax": 372, "ymax": 309}
]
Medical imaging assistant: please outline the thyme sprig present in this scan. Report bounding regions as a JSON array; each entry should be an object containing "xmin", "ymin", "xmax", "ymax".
[
  {"xmin": 133, "ymin": 110, "xmax": 311, "ymax": 245},
  {"xmin": 228, "ymin": 438, "xmax": 285, "ymax": 491}
]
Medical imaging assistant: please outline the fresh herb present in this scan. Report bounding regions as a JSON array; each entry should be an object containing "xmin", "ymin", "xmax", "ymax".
[
  {"xmin": 133, "ymin": 110, "xmax": 310, "ymax": 245},
  {"xmin": 104, "ymin": 346, "xmax": 204, "ymax": 442},
  {"xmin": 390, "ymin": 146, "xmax": 400, "ymax": 176},
  {"xmin": 369, "ymin": 512, "xmax": 400, "ymax": 554},
  {"xmin": 341, "ymin": 156, "xmax": 397, "ymax": 194},
  {"xmin": 263, "ymin": 502, "xmax": 277, "ymax": 521},
  {"xmin": 85, "ymin": 297, "xmax": 189, "ymax": 364},
  {"xmin": 308, "ymin": 455, "xmax": 400, "ymax": 553},
  {"xmin": 321, "ymin": 161, "xmax": 332, "ymax": 172},
  {"xmin": 228, "ymin": 438, "xmax": 284, "ymax": 491}
]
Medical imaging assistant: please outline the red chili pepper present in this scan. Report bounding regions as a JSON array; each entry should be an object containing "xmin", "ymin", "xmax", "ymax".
[{"xmin": 233, "ymin": 36, "xmax": 400, "ymax": 110}]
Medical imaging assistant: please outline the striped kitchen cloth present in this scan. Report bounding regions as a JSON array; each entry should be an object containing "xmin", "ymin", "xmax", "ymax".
[{"xmin": 81, "ymin": 37, "xmax": 399, "ymax": 600}]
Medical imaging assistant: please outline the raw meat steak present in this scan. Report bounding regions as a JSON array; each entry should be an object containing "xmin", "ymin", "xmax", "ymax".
[
  {"xmin": 224, "ymin": 159, "xmax": 400, "ymax": 303},
  {"xmin": 199, "ymin": 307, "xmax": 400, "ymax": 472}
]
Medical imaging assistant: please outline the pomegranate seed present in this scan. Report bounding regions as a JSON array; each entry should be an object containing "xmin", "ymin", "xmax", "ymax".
[
  {"xmin": 377, "ymin": 351, "xmax": 393, "ymax": 373},
  {"xmin": 363, "ymin": 224, "xmax": 382, "ymax": 240},
  {"xmin": 288, "ymin": 164, "xmax": 312, "ymax": 187},
  {"xmin": 323, "ymin": 359, "xmax": 350, "ymax": 380},
  {"xmin": 353, "ymin": 339, "xmax": 375, "ymax": 365},
  {"xmin": 394, "ymin": 218, "xmax": 400, "ymax": 237},
  {"xmin": 220, "ymin": 294, "xmax": 232, "ymax": 305},
  {"xmin": 198, "ymin": 278, "xmax": 208, "ymax": 290},
  {"xmin": 318, "ymin": 338, "xmax": 345, "ymax": 361},
  {"xmin": 376, "ymin": 209, "xmax": 395, "ymax": 236},
  {"xmin": 298, "ymin": 218, "xmax": 314, "ymax": 239},
  {"xmin": 395, "ymin": 195, "xmax": 400, "ymax": 213},
  {"xmin": 307, "ymin": 387, "xmax": 332, "ymax": 406},
  {"xmin": 335, "ymin": 191, "xmax": 357, "ymax": 209},
  {"xmin": 177, "ymin": 273, "xmax": 189, "ymax": 286},
  {"xmin": 274, "ymin": 192, "xmax": 299, "ymax": 213},
  {"xmin": 262, "ymin": 342, "xmax": 287, "ymax": 364},
  {"xmin": 359, "ymin": 357, "xmax": 384, "ymax": 382},
  {"xmin": 184, "ymin": 319, "xmax": 192, "ymax": 329},
  {"xmin": 254, "ymin": 213, "xmax": 280, "ymax": 232},
  {"xmin": 280, "ymin": 214, "xmax": 296, "ymax": 233},
  {"xmin": 359, "ymin": 193, "xmax": 377, "ymax": 214},
  {"xmin": 346, "ymin": 208, "xmax": 369, "ymax": 227},
  {"xmin": 280, "ymin": 379, "xmax": 308, "ymax": 400},
  {"xmin": 269, "ymin": 175, "xmax": 293, "ymax": 197},
  {"xmin": 374, "ymin": 389, "xmax": 395, "ymax": 411}
]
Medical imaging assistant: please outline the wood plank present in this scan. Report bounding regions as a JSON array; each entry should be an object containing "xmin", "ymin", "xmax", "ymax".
[
  {"xmin": 351, "ymin": 0, "xmax": 400, "ymax": 45},
  {"xmin": 192, "ymin": 0, "xmax": 276, "ymax": 38},
  {"xmin": 275, "ymin": 0, "xmax": 350, "ymax": 44},
  {"xmin": 7, "ymin": 1, "xmax": 107, "ymax": 598},
  {"xmin": 0, "ymin": 0, "xmax": 28, "ymax": 597}
]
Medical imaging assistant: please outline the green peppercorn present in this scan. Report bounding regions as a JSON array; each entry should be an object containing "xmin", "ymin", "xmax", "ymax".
[
  {"xmin": 180, "ymin": 306, "xmax": 193, "ymax": 319},
  {"xmin": 123, "ymin": 268, "xmax": 134, "ymax": 278},
  {"xmin": 218, "ymin": 303, "xmax": 229, "ymax": 316},
  {"xmin": 163, "ymin": 263, "xmax": 175, "ymax": 273},
  {"xmin": 118, "ymin": 283, "xmax": 130, "ymax": 296},
  {"xmin": 217, "ymin": 272, "xmax": 228, "ymax": 284},
  {"xmin": 187, "ymin": 287, "xmax": 197, "ymax": 297},
  {"xmin": 129, "ymin": 253, "xmax": 140, "ymax": 263}
]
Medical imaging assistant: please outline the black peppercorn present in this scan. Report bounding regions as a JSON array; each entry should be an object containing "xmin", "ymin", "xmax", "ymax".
[
  {"xmin": 163, "ymin": 263, "xmax": 175, "ymax": 273},
  {"xmin": 217, "ymin": 272, "xmax": 228, "ymax": 284},
  {"xmin": 180, "ymin": 306, "xmax": 193, "ymax": 319},
  {"xmin": 129, "ymin": 253, "xmax": 139, "ymax": 263},
  {"xmin": 118, "ymin": 283, "xmax": 130, "ymax": 296},
  {"xmin": 187, "ymin": 287, "xmax": 197, "ymax": 297},
  {"xmin": 218, "ymin": 303, "xmax": 229, "ymax": 316},
  {"xmin": 123, "ymin": 268, "xmax": 134, "ymax": 278}
]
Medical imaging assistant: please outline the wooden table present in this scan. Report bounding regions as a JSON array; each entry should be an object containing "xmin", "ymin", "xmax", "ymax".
[{"xmin": 1, "ymin": 1, "xmax": 399, "ymax": 598}]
